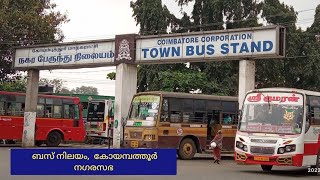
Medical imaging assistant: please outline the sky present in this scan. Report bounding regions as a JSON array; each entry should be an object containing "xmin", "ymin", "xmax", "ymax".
[{"xmin": 40, "ymin": 0, "xmax": 320, "ymax": 97}]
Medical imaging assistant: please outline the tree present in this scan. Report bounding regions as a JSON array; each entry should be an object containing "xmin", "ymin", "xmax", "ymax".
[
  {"xmin": 255, "ymin": 0, "xmax": 302, "ymax": 89},
  {"xmin": 0, "ymin": 0, "xmax": 69, "ymax": 82},
  {"xmin": 70, "ymin": 86, "xmax": 99, "ymax": 95},
  {"xmin": 39, "ymin": 78, "xmax": 66, "ymax": 93},
  {"xmin": 176, "ymin": 0, "xmax": 263, "ymax": 96},
  {"xmin": 132, "ymin": 0, "xmax": 320, "ymax": 95},
  {"xmin": 130, "ymin": 0, "xmax": 189, "ymax": 92},
  {"xmin": 0, "ymin": 76, "xmax": 27, "ymax": 92},
  {"xmin": 106, "ymin": 72, "xmax": 116, "ymax": 80}
]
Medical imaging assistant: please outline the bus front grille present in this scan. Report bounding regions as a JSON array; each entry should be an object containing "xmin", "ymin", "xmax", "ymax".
[
  {"xmin": 251, "ymin": 139, "xmax": 277, "ymax": 144},
  {"xmin": 250, "ymin": 146, "xmax": 275, "ymax": 155}
]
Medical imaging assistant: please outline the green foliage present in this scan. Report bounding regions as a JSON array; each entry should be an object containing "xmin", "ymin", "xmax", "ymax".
[
  {"xmin": 131, "ymin": 0, "xmax": 320, "ymax": 96},
  {"xmin": 130, "ymin": 0, "xmax": 186, "ymax": 93},
  {"xmin": 0, "ymin": 76, "xmax": 27, "ymax": 92},
  {"xmin": 106, "ymin": 72, "xmax": 116, "ymax": 80},
  {"xmin": 69, "ymin": 86, "xmax": 99, "ymax": 95},
  {"xmin": 0, "ymin": 0, "xmax": 69, "ymax": 82}
]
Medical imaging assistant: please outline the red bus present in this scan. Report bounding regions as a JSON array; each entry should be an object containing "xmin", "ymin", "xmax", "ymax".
[{"xmin": 0, "ymin": 91, "xmax": 86, "ymax": 147}]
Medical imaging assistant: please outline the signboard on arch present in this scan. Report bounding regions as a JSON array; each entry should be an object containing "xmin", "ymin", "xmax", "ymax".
[
  {"xmin": 135, "ymin": 25, "xmax": 285, "ymax": 64},
  {"xmin": 13, "ymin": 40, "xmax": 115, "ymax": 70},
  {"xmin": 13, "ymin": 25, "xmax": 286, "ymax": 70}
]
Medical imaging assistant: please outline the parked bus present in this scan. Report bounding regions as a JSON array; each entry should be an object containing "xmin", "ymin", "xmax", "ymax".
[
  {"xmin": 123, "ymin": 91, "xmax": 239, "ymax": 159},
  {"xmin": 0, "ymin": 91, "xmax": 86, "ymax": 147},
  {"xmin": 85, "ymin": 99, "xmax": 114, "ymax": 141},
  {"xmin": 234, "ymin": 88, "xmax": 320, "ymax": 175}
]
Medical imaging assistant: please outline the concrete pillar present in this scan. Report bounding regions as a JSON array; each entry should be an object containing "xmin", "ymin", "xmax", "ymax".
[
  {"xmin": 22, "ymin": 69, "xmax": 39, "ymax": 147},
  {"xmin": 238, "ymin": 60, "xmax": 255, "ymax": 110},
  {"xmin": 113, "ymin": 63, "xmax": 137, "ymax": 148}
]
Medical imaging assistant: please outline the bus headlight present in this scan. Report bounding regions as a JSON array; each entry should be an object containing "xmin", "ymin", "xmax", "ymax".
[
  {"xmin": 236, "ymin": 141, "xmax": 247, "ymax": 151},
  {"xmin": 285, "ymin": 146, "xmax": 292, "ymax": 152},
  {"xmin": 285, "ymin": 144, "xmax": 296, "ymax": 152},
  {"xmin": 278, "ymin": 147, "xmax": 285, "ymax": 154},
  {"xmin": 236, "ymin": 141, "xmax": 244, "ymax": 148},
  {"xmin": 278, "ymin": 144, "xmax": 296, "ymax": 154}
]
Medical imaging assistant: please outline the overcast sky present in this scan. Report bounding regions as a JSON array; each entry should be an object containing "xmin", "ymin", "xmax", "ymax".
[{"xmin": 41, "ymin": 0, "xmax": 320, "ymax": 96}]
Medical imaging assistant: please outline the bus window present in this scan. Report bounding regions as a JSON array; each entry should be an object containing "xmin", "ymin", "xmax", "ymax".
[
  {"xmin": 16, "ymin": 95, "xmax": 25, "ymax": 103},
  {"xmin": 38, "ymin": 97, "xmax": 45, "ymax": 104},
  {"xmin": 75, "ymin": 105, "xmax": 80, "ymax": 120},
  {"xmin": 12, "ymin": 102, "xmax": 24, "ymax": 116},
  {"xmin": 160, "ymin": 98, "xmax": 169, "ymax": 122},
  {"xmin": 45, "ymin": 98, "xmax": 54, "ymax": 118},
  {"xmin": 169, "ymin": 98, "xmax": 181, "ymax": 123},
  {"xmin": 73, "ymin": 105, "xmax": 80, "ymax": 127},
  {"xmin": 53, "ymin": 105, "xmax": 62, "ymax": 118},
  {"xmin": 87, "ymin": 102, "xmax": 104, "ymax": 122},
  {"xmin": 222, "ymin": 113, "xmax": 238, "ymax": 125},
  {"xmin": 64, "ymin": 105, "xmax": 70, "ymax": 119},
  {"xmin": 182, "ymin": 99, "xmax": 193, "ymax": 123},
  {"xmin": 308, "ymin": 95, "xmax": 320, "ymax": 125},
  {"xmin": 64, "ymin": 104, "xmax": 76, "ymax": 119},
  {"xmin": 0, "ymin": 101, "xmax": 5, "ymax": 115},
  {"xmin": 6, "ymin": 102, "xmax": 12, "ymax": 115},
  {"xmin": 37, "ymin": 105, "xmax": 45, "ymax": 117},
  {"xmin": 53, "ymin": 98, "xmax": 62, "ymax": 105},
  {"xmin": 194, "ymin": 99, "xmax": 206, "ymax": 123},
  {"xmin": 222, "ymin": 101, "xmax": 237, "ymax": 112},
  {"xmin": 63, "ymin": 99, "xmax": 74, "ymax": 104}
]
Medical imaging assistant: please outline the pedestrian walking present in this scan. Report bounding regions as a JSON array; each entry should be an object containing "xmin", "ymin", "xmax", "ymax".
[{"xmin": 211, "ymin": 130, "xmax": 223, "ymax": 164}]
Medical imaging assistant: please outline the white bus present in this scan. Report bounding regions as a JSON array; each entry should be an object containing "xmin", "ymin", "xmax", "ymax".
[
  {"xmin": 234, "ymin": 88, "xmax": 320, "ymax": 175},
  {"xmin": 85, "ymin": 99, "xmax": 114, "ymax": 142}
]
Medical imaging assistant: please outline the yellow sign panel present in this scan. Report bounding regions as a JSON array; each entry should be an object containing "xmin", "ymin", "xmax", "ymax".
[
  {"xmin": 254, "ymin": 156, "xmax": 270, "ymax": 162},
  {"xmin": 131, "ymin": 141, "xmax": 139, "ymax": 148},
  {"xmin": 133, "ymin": 95, "xmax": 160, "ymax": 103}
]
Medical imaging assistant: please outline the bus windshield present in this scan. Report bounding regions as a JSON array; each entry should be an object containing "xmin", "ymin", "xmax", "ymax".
[
  {"xmin": 239, "ymin": 92, "xmax": 304, "ymax": 134},
  {"xmin": 87, "ymin": 101, "xmax": 105, "ymax": 122},
  {"xmin": 127, "ymin": 95, "xmax": 160, "ymax": 126}
]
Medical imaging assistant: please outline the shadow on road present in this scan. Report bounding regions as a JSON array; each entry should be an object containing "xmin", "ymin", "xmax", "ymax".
[
  {"xmin": 191, "ymin": 157, "xmax": 234, "ymax": 160},
  {"xmin": 239, "ymin": 168, "xmax": 318, "ymax": 177}
]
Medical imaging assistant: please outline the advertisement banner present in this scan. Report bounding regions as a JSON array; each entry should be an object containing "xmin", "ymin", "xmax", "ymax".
[{"xmin": 11, "ymin": 148, "xmax": 177, "ymax": 175}]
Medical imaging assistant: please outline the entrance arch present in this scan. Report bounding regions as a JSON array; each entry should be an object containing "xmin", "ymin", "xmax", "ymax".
[{"xmin": 13, "ymin": 25, "xmax": 286, "ymax": 147}]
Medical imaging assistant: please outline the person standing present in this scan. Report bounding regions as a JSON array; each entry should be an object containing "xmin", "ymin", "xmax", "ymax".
[{"xmin": 212, "ymin": 130, "xmax": 223, "ymax": 164}]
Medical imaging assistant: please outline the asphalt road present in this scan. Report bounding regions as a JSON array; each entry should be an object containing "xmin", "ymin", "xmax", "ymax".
[{"xmin": 0, "ymin": 145, "xmax": 319, "ymax": 180}]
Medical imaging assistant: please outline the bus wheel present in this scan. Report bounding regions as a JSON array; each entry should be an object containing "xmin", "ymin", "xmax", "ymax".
[
  {"xmin": 316, "ymin": 149, "xmax": 320, "ymax": 176},
  {"xmin": 178, "ymin": 138, "xmax": 196, "ymax": 160},
  {"xmin": 6, "ymin": 140, "xmax": 15, "ymax": 144},
  {"xmin": 35, "ymin": 141, "xmax": 43, "ymax": 147},
  {"xmin": 46, "ymin": 131, "xmax": 62, "ymax": 147},
  {"xmin": 261, "ymin": 165, "xmax": 273, "ymax": 172}
]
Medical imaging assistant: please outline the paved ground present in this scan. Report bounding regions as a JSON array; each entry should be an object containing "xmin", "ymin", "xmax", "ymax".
[{"xmin": 0, "ymin": 145, "xmax": 319, "ymax": 180}]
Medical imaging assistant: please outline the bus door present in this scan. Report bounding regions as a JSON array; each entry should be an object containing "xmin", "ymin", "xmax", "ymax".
[
  {"xmin": 86, "ymin": 100, "xmax": 109, "ymax": 138},
  {"xmin": 207, "ymin": 110, "xmax": 222, "ymax": 140},
  {"xmin": 221, "ymin": 112, "xmax": 238, "ymax": 152}
]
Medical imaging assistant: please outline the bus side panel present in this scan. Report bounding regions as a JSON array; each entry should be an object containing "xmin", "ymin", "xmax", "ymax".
[
  {"xmin": 0, "ymin": 116, "xmax": 23, "ymax": 140},
  {"xmin": 220, "ymin": 127, "xmax": 237, "ymax": 152},
  {"xmin": 302, "ymin": 125, "xmax": 320, "ymax": 166},
  {"xmin": 35, "ymin": 119, "xmax": 86, "ymax": 142},
  {"xmin": 157, "ymin": 126, "xmax": 207, "ymax": 150}
]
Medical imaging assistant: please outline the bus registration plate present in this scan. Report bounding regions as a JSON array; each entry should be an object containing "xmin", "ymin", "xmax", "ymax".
[
  {"xmin": 254, "ymin": 156, "xmax": 269, "ymax": 162},
  {"xmin": 131, "ymin": 141, "xmax": 139, "ymax": 148}
]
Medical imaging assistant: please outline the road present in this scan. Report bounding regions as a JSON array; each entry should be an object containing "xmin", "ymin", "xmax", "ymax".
[{"xmin": 0, "ymin": 145, "xmax": 318, "ymax": 180}]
